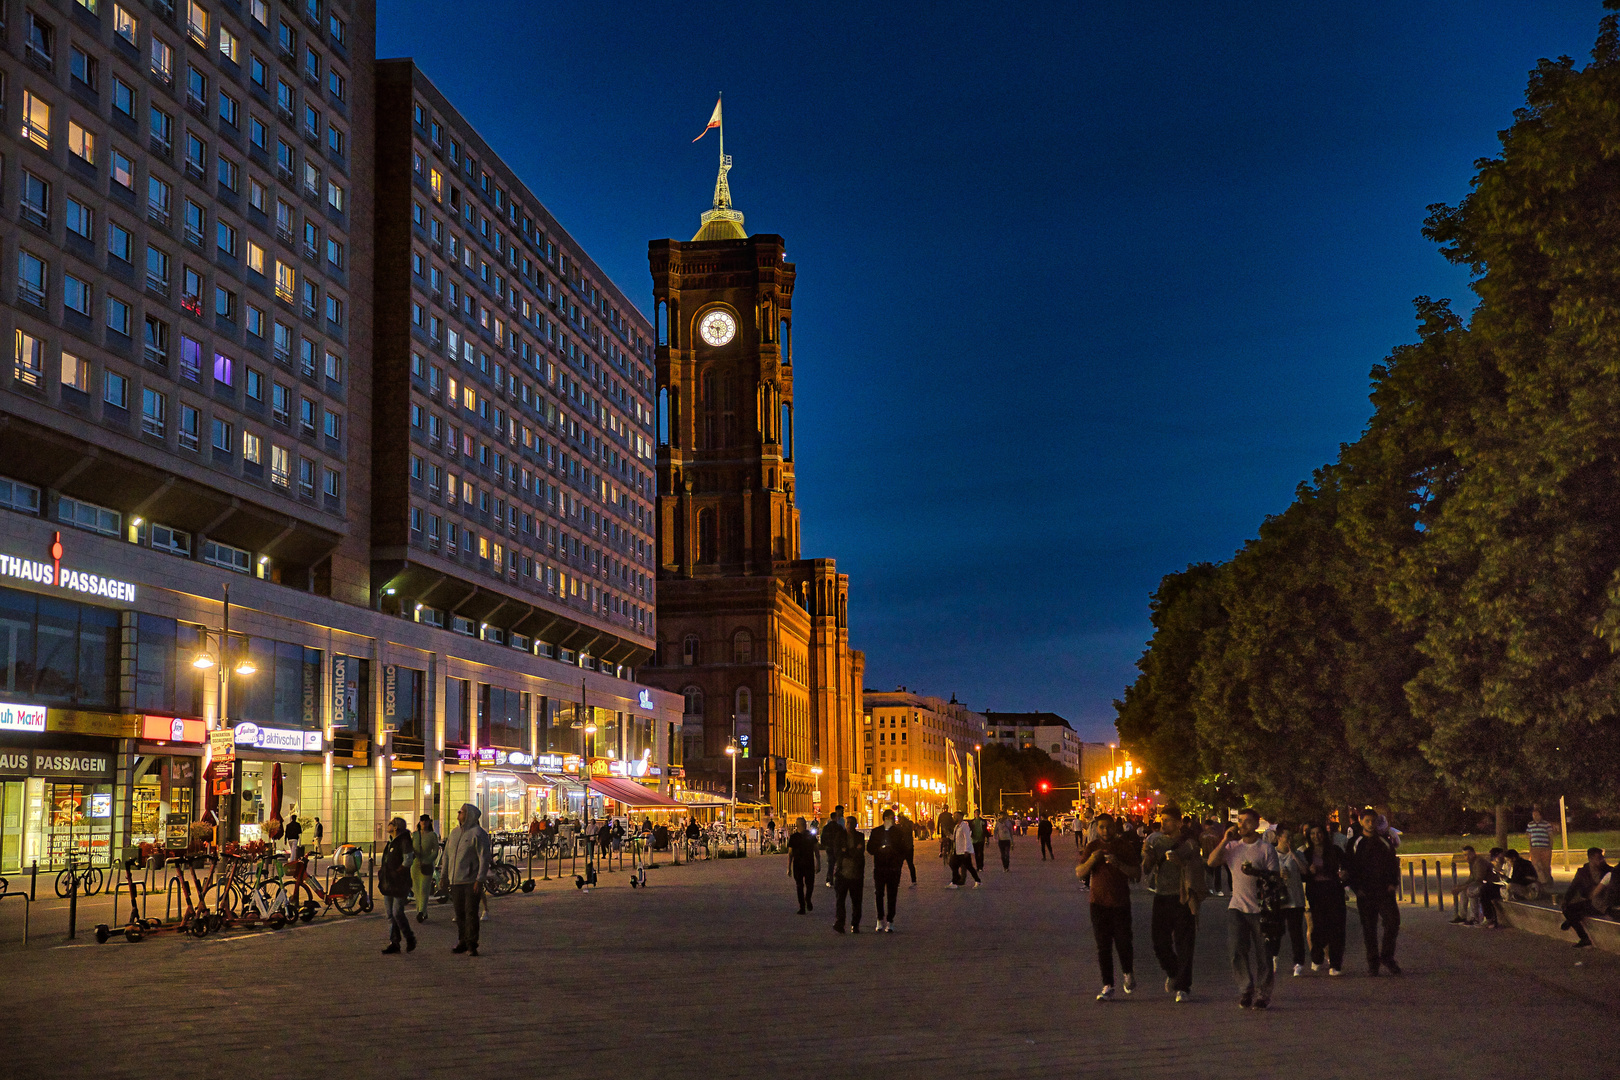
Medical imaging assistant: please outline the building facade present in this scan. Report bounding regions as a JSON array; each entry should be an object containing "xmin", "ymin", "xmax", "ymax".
[
  {"xmin": 983, "ymin": 711, "xmax": 1082, "ymax": 773},
  {"xmin": 637, "ymin": 148, "xmax": 863, "ymax": 817},
  {"xmin": 861, "ymin": 688, "xmax": 986, "ymax": 822},
  {"xmin": 0, "ymin": 1, "xmax": 681, "ymax": 872}
]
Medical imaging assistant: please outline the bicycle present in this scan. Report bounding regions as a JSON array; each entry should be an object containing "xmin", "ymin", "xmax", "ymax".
[
  {"xmin": 284, "ymin": 853, "xmax": 370, "ymax": 920},
  {"xmin": 55, "ymin": 854, "xmax": 105, "ymax": 898}
]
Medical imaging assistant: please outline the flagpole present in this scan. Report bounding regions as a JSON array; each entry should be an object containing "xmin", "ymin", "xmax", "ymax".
[{"xmin": 717, "ymin": 92, "xmax": 724, "ymax": 166}]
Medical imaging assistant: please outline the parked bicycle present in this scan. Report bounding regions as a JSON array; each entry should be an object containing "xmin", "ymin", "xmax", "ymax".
[
  {"xmin": 285, "ymin": 850, "xmax": 370, "ymax": 920},
  {"xmin": 55, "ymin": 854, "xmax": 105, "ymax": 898}
]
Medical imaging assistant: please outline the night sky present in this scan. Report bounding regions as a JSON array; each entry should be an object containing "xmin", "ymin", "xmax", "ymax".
[{"xmin": 380, "ymin": 2, "xmax": 1602, "ymax": 741}]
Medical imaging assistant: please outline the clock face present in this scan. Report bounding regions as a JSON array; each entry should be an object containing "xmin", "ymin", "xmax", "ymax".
[{"xmin": 699, "ymin": 309, "xmax": 737, "ymax": 347}]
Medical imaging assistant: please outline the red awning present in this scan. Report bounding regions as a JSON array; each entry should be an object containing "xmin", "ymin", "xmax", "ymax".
[{"xmin": 587, "ymin": 776, "xmax": 684, "ymax": 808}]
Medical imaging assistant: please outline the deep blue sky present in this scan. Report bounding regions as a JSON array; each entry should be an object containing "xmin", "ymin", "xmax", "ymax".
[{"xmin": 381, "ymin": 2, "xmax": 1603, "ymax": 742}]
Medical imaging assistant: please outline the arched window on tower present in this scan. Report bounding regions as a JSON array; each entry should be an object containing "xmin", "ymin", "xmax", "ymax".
[
  {"xmin": 658, "ymin": 300, "xmax": 669, "ymax": 346},
  {"xmin": 658, "ymin": 387, "xmax": 670, "ymax": 447},
  {"xmin": 683, "ymin": 635, "xmax": 700, "ymax": 666},
  {"xmin": 733, "ymin": 629, "xmax": 753, "ymax": 665},
  {"xmin": 697, "ymin": 508, "xmax": 717, "ymax": 564},
  {"xmin": 736, "ymin": 686, "xmax": 751, "ymax": 719},
  {"xmin": 781, "ymin": 401, "xmax": 793, "ymax": 462},
  {"xmin": 683, "ymin": 686, "xmax": 703, "ymax": 716}
]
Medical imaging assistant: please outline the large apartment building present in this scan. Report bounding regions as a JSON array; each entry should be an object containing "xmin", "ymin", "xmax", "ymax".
[{"xmin": 0, "ymin": 0, "xmax": 680, "ymax": 875}]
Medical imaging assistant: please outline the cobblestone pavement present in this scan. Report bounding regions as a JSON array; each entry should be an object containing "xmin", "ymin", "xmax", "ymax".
[{"xmin": 2, "ymin": 850, "xmax": 1615, "ymax": 1080}]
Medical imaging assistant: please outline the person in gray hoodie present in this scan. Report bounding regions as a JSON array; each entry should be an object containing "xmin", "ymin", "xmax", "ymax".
[{"xmin": 442, "ymin": 803, "xmax": 492, "ymax": 955}]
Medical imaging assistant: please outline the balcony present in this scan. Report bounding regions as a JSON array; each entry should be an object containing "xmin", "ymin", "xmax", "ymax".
[
  {"xmin": 148, "ymin": 203, "xmax": 171, "ymax": 227},
  {"xmin": 143, "ymin": 343, "xmax": 169, "ymax": 367},
  {"xmin": 25, "ymin": 42, "xmax": 53, "ymax": 72}
]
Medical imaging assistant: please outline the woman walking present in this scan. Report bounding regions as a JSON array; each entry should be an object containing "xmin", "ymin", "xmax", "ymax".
[
  {"xmin": 1271, "ymin": 826, "xmax": 1308, "ymax": 977},
  {"xmin": 379, "ymin": 816, "xmax": 418, "ymax": 954},
  {"xmin": 1300, "ymin": 823, "xmax": 1346, "ymax": 975}
]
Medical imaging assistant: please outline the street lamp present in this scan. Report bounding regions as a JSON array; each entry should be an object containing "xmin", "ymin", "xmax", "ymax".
[
  {"xmin": 726, "ymin": 741, "xmax": 739, "ymax": 822},
  {"xmin": 570, "ymin": 681, "xmax": 598, "ymax": 890},
  {"xmin": 196, "ymin": 583, "xmax": 257, "ymax": 844},
  {"xmin": 973, "ymin": 743, "xmax": 983, "ymax": 817}
]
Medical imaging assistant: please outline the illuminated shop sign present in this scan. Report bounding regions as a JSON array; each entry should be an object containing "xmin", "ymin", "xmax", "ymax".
[
  {"xmin": 0, "ymin": 701, "xmax": 47, "ymax": 733},
  {"xmin": 140, "ymin": 715, "xmax": 207, "ymax": 744},
  {"xmin": 233, "ymin": 722, "xmax": 324, "ymax": 752},
  {"xmin": 0, "ymin": 532, "xmax": 137, "ymax": 603},
  {"xmin": 638, "ymin": 690, "xmax": 654, "ymax": 710}
]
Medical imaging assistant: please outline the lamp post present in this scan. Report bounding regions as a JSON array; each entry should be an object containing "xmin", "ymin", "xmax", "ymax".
[
  {"xmin": 194, "ymin": 583, "xmax": 256, "ymax": 844},
  {"xmin": 570, "ymin": 682, "xmax": 597, "ymax": 888},
  {"xmin": 973, "ymin": 743, "xmax": 983, "ymax": 818},
  {"xmin": 810, "ymin": 765, "xmax": 823, "ymax": 820},
  {"xmin": 725, "ymin": 741, "xmax": 739, "ymax": 822}
]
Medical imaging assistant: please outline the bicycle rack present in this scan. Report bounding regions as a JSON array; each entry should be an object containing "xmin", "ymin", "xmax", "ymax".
[{"xmin": 0, "ymin": 891, "xmax": 30, "ymax": 947}]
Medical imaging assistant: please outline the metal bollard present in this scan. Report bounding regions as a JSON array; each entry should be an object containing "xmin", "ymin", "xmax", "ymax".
[
  {"xmin": 29, "ymin": 861, "xmax": 37, "ymax": 902},
  {"xmin": 1406, "ymin": 862, "xmax": 1415, "ymax": 904},
  {"xmin": 67, "ymin": 874, "xmax": 78, "ymax": 940},
  {"xmin": 1422, "ymin": 860, "xmax": 1430, "ymax": 907}
]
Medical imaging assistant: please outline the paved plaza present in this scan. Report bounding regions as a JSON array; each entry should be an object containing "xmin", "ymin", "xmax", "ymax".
[{"xmin": 2, "ymin": 850, "xmax": 1615, "ymax": 1079}]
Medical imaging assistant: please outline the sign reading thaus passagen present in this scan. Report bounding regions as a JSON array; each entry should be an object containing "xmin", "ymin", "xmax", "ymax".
[{"xmin": 0, "ymin": 532, "xmax": 137, "ymax": 603}]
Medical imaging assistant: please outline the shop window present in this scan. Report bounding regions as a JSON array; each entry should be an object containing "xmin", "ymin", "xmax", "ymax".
[
  {"xmin": 444, "ymin": 677, "xmax": 469, "ymax": 747},
  {"xmin": 478, "ymin": 684, "xmax": 527, "ymax": 750},
  {"xmin": 382, "ymin": 665, "xmax": 424, "ymax": 741},
  {"xmin": 0, "ymin": 586, "xmax": 119, "ymax": 707}
]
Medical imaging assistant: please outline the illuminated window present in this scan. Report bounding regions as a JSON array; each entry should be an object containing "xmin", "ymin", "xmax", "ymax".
[{"xmin": 22, "ymin": 91, "xmax": 51, "ymax": 148}]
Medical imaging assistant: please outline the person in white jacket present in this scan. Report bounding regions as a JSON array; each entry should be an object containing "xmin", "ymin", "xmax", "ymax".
[{"xmin": 950, "ymin": 816, "xmax": 981, "ymax": 888}]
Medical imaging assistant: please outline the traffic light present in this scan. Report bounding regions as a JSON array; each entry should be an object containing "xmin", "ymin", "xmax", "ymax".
[{"xmin": 1038, "ymin": 780, "xmax": 1050, "ymax": 794}]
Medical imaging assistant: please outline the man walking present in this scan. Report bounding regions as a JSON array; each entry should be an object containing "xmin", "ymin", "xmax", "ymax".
[
  {"xmin": 411, "ymin": 813, "xmax": 439, "ymax": 921},
  {"xmin": 994, "ymin": 811, "xmax": 1015, "ymax": 871},
  {"xmin": 788, "ymin": 817, "xmax": 820, "ymax": 914},
  {"xmin": 950, "ymin": 814, "xmax": 982, "ymax": 888},
  {"xmin": 896, "ymin": 811, "xmax": 918, "ymax": 887},
  {"xmin": 970, "ymin": 809, "xmax": 988, "ymax": 873},
  {"xmin": 869, "ymin": 809, "xmax": 905, "ymax": 931},
  {"xmin": 1143, "ymin": 808, "xmax": 1199, "ymax": 1002},
  {"xmin": 822, "ymin": 806, "xmax": 847, "ymax": 889},
  {"xmin": 1078, "ymin": 813, "xmax": 1141, "ymax": 1001},
  {"xmin": 1038, "ymin": 814, "xmax": 1055, "ymax": 861},
  {"xmin": 833, "ymin": 818, "xmax": 866, "ymax": 933},
  {"xmin": 1526, "ymin": 806, "xmax": 1555, "ymax": 893},
  {"xmin": 442, "ymin": 803, "xmax": 492, "ymax": 956},
  {"xmin": 1206, "ymin": 807, "xmax": 1279, "ymax": 1009},
  {"xmin": 283, "ymin": 813, "xmax": 302, "ymax": 858},
  {"xmin": 1347, "ymin": 808, "xmax": 1402, "ymax": 974}
]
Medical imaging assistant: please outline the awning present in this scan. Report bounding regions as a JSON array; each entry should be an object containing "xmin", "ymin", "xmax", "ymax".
[
  {"xmin": 541, "ymin": 773, "xmax": 589, "ymax": 796},
  {"xmin": 476, "ymin": 770, "xmax": 543, "ymax": 788},
  {"xmin": 587, "ymin": 776, "xmax": 685, "ymax": 808}
]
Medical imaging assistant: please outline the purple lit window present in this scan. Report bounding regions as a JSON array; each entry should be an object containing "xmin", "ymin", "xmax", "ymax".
[{"xmin": 214, "ymin": 353, "xmax": 234, "ymax": 387}]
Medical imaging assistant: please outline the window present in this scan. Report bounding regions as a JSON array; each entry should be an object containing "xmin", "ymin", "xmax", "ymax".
[
  {"xmin": 250, "ymin": 0, "xmax": 268, "ymax": 27},
  {"xmin": 247, "ymin": 305, "xmax": 265, "ymax": 337},
  {"xmin": 217, "ymin": 155, "xmax": 238, "ymax": 191},
  {"xmin": 141, "ymin": 387, "xmax": 165, "ymax": 436},
  {"xmin": 149, "ymin": 105, "xmax": 172, "ymax": 151},
  {"xmin": 270, "ymin": 444, "xmax": 291, "ymax": 487},
  {"xmin": 151, "ymin": 38, "xmax": 174, "ymax": 85},
  {"xmin": 303, "ymin": 103, "xmax": 320, "ymax": 140},
  {"xmin": 322, "ymin": 409, "xmax": 340, "ymax": 440},
  {"xmin": 212, "ymin": 417, "xmax": 233, "ymax": 453},
  {"xmin": 278, "ymin": 20, "xmax": 296, "ymax": 56},
  {"xmin": 298, "ymin": 458, "xmax": 315, "ymax": 497},
  {"xmin": 214, "ymin": 286, "xmax": 236, "ymax": 321},
  {"xmin": 22, "ymin": 91, "xmax": 51, "ymax": 149},
  {"xmin": 250, "ymin": 55, "xmax": 267, "ymax": 89},
  {"xmin": 147, "ymin": 176, "xmax": 171, "ymax": 223},
  {"xmin": 114, "ymin": 5, "xmax": 138, "ymax": 46},
  {"xmin": 179, "ymin": 403, "xmax": 200, "ymax": 450},
  {"xmin": 275, "ymin": 260, "xmax": 295, "ymax": 302},
  {"xmin": 299, "ymin": 397, "xmax": 315, "ymax": 432},
  {"xmin": 179, "ymin": 335, "xmax": 202, "ymax": 381},
  {"xmin": 68, "ymin": 122, "xmax": 95, "ymax": 164},
  {"xmin": 62, "ymin": 352, "xmax": 91, "ymax": 393},
  {"xmin": 322, "ymin": 468, "xmax": 341, "ymax": 500},
  {"xmin": 245, "ymin": 367, "xmax": 263, "ymax": 403},
  {"xmin": 243, "ymin": 430, "xmax": 261, "ymax": 464},
  {"xmin": 145, "ymin": 247, "xmax": 170, "ymax": 289},
  {"xmin": 327, "ymin": 126, "xmax": 344, "ymax": 158},
  {"xmin": 26, "ymin": 12, "xmax": 54, "ymax": 68},
  {"xmin": 250, "ymin": 115, "xmax": 267, "ymax": 150},
  {"xmin": 185, "ymin": 133, "xmax": 207, "ymax": 175},
  {"xmin": 326, "ymin": 238, "xmax": 343, "ymax": 269},
  {"xmin": 328, "ymin": 70, "xmax": 345, "ymax": 102},
  {"xmin": 186, "ymin": 66, "xmax": 207, "ymax": 109},
  {"xmin": 111, "ymin": 150, "xmax": 134, "ymax": 190},
  {"xmin": 149, "ymin": 524, "xmax": 189, "ymax": 556},
  {"xmin": 203, "ymin": 539, "xmax": 250, "ymax": 574},
  {"xmin": 71, "ymin": 47, "xmax": 98, "ymax": 91},
  {"xmin": 186, "ymin": 1, "xmax": 209, "ymax": 45},
  {"xmin": 249, "ymin": 177, "xmax": 267, "ymax": 212},
  {"xmin": 59, "ymin": 496, "xmax": 121, "ymax": 537},
  {"xmin": 324, "ymin": 295, "xmax": 343, "ymax": 327},
  {"xmin": 327, "ymin": 180, "xmax": 345, "ymax": 213},
  {"xmin": 323, "ymin": 352, "xmax": 342, "ymax": 383},
  {"xmin": 271, "ymin": 382, "xmax": 290, "ymax": 424},
  {"xmin": 103, "ymin": 370, "xmax": 128, "ymax": 410},
  {"xmin": 63, "ymin": 274, "xmax": 91, "ymax": 316},
  {"xmin": 0, "ymin": 477, "xmax": 42, "ymax": 514},
  {"xmin": 246, "ymin": 240, "xmax": 265, "ymax": 275},
  {"xmin": 328, "ymin": 12, "xmax": 345, "ymax": 44},
  {"xmin": 220, "ymin": 26, "xmax": 240, "ymax": 64},
  {"xmin": 66, "ymin": 198, "xmax": 92, "ymax": 241},
  {"xmin": 20, "ymin": 171, "xmax": 50, "ymax": 227},
  {"xmin": 304, "ymin": 46, "xmax": 320, "ymax": 82},
  {"xmin": 113, "ymin": 77, "xmax": 135, "ymax": 119},
  {"xmin": 217, "ymin": 221, "xmax": 237, "ymax": 256},
  {"xmin": 106, "ymin": 296, "xmax": 131, "ymax": 336},
  {"xmin": 14, "ymin": 331, "xmax": 45, "ymax": 387},
  {"xmin": 218, "ymin": 90, "xmax": 240, "ymax": 132}
]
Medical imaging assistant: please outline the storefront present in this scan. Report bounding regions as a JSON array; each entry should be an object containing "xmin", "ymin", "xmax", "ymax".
[
  {"xmin": 233, "ymin": 722, "xmax": 325, "ymax": 845},
  {"xmin": 129, "ymin": 714, "xmax": 208, "ymax": 849},
  {"xmin": 0, "ymin": 739, "xmax": 118, "ymax": 872}
]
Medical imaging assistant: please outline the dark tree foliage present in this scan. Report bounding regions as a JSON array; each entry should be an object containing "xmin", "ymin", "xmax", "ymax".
[{"xmin": 1116, "ymin": 5, "xmax": 1620, "ymax": 819}]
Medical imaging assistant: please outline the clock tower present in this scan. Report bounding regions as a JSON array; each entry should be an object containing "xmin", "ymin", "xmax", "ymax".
[{"xmin": 640, "ymin": 146, "xmax": 865, "ymax": 816}]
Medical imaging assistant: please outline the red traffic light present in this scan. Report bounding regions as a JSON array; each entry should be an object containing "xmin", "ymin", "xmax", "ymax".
[{"xmin": 1038, "ymin": 781, "xmax": 1050, "ymax": 793}]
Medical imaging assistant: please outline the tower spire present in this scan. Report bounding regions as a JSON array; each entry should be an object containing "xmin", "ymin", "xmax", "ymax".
[{"xmin": 694, "ymin": 93, "xmax": 746, "ymax": 241}]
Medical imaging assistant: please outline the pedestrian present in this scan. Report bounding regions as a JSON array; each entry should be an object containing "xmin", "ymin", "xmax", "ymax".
[
  {"xmin": 896, "ymin": 811, "xmax": 918, "ymax": 887},
  {"xmin": 822, "ymin": 806, "xmax": 847, "ymax": 888},
  {"xmin": 1078, "ymin": 813, "xmax": 1141, "ymax": 1001},
  {"xmin": 1561, "ymin": 848, "xmax": 1613, "ymax": 948},
  {"xmin": 868, "ymin": 809, "xmax": 906, "ymax": 932},
  {"xmin": 1038, "ymin": 814, "xmax": 1055, "ymax": 860},
  {"xmin": 410, "ymin": 814, "xmax": 439, "ymax": 921},
  {"xmin": 1206, "ymin": 807, "xmax": 1279, "ymax": 1009},
  {"xmin": 1525, "ymin": 806, "xmax": 1555, "ymax": 890},
  {"xmin": 1454, "ymin": 845, "xmax": 1500, "ymax": 928},
  {"xmin": 788, "ymin": 817, "xmax": 820, "ymax": 914},
  {"xmin": 441, "ymin": 803, "xmax": 492, "ymax": 956},
  {"xmin": 994, "ymin": 811, "xmax": 1015, "ymax": 871},
  {"xmin": 1299, "ymin": 824, "xmax": 1347, "ymax": 975},
  {"xmin": 833, "ymin": 819, "xmax": 867, "ymax": 934},
  {"xmin": 1346, "ymin": 808, "xmax": 1402, "ymax": 975},
  {"xmin": 950, "ymin": 814, "xmax": 981, "ymax": 888},
  {"xmin": 313, "ymin": 817, "xmax": 324, "ymax": 857},
  {"xmin": 1073, "ymin": 812, "xmax": 1086, "ymax": 852},
  {"xmin": 1142, "ymin": 807, "xmax": 1200, "ymax": 1002},
  {"xmin": 1270, "ymin": 826, "xmax": 1308, "ymax": 978},
  {"xmin": 970, "ymin": 809, "xmax": 988, "ymax": 872},
  {"xmin": 1199, "ymin": 818, "xmax": 1225, "ymax": 896},
  {"xmin": 283, "ymin": 812, "xmax": 302, "ymax": 858},
  {"xmin": 378, "ymin": 816, "xmax": 418, "ymax": 954}
]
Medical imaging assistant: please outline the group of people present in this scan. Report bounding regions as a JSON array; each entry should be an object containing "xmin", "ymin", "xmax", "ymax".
[
  {"xmin": 373, "ymin": 804, "xmax": 490, "ymax": 958},
  {"xmin": 786, "ymin": 806, "xmax": 914, "ymax": 932},
  {"xmin": 1080, "ymin": 805, "xmax": 1406, "ymax": 1009}
]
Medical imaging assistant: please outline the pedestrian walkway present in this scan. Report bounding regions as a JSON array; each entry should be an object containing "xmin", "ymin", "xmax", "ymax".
[{"xmin": 0, "ymin": 852, "xmax": 1613, "ymax": 1079}]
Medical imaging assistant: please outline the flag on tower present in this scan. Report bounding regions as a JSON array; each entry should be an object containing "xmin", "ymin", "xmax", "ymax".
[{"xmin": 693, "ymin": 97, "xmax": 722, "ymax": 142}]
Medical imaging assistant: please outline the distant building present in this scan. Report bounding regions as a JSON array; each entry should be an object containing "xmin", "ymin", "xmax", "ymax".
[
  {"xmin": 862, "ymin": 688, "xmax": 986, "ymax": 820},
  {"xmin": 982, "ymin": 712, "xmax": 1084, "ymax": 773}
]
